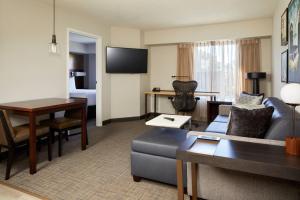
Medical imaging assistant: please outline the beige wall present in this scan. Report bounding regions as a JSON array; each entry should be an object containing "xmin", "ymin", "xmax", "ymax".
[
  {"xmin": 272, "ymin": 0, "xmax": 300, "ymax": 113},
  {"xmin": 0, "ymin": 0, "xmax": 111, "ymax": 123},
  {"xmin": 144, "ymin": 18, "xmax": 273, "ymax": 45},
  {"xmin": 149, "ymin": 45, "xmax": 177, "ymax": 114},
  {"xmin": 110, "ymin": 27, "xmax": 150, "ymax": 119},
  {"xmin": 260, "ymin": 37, "xmax": 273, "ymax": 98},
  {"xmin": 272, "ymin": 0, "xmax": 290, "ymax": 98}
]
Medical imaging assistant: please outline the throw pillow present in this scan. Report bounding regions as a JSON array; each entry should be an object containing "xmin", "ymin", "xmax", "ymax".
[
  {"xmin": 227, "ymin": 106, "xmax": 274, "ymax": 138},
  {"xmin": 237, "ymin": 92, "xmax": 264, "ymax": 105},
  {"xmin": 234, "ymin": 104, "xmax": 265, "ymax": 110}
]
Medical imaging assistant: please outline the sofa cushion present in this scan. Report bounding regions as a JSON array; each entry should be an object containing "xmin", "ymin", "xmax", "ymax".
[
  {"xmin": 213, "ymin": 115, "xmax": 229, "ymax": 123},
  {"xmin": 237, "ymin": 92, "xmax": 264, "ymax": 105},
  {"xmin": 132, "ymin": 127, "xmax": 188, "ymax": 159},
  {"xmin": 205, "ymin": 122, "xmax": 228, "ymax": 134},
  {"xmin": 227, "ymin": 106, "xmax": 274, "ymax": 138}
]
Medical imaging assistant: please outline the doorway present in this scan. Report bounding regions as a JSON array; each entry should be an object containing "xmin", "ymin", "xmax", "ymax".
[{"xmin": 66, "ymin": 29, "xmax": 103, "ymax": 127}]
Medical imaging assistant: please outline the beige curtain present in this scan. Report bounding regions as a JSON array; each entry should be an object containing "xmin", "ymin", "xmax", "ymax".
[
  {"xmin": 177, "ymin": 43, "xmax": 194, "ymax": 81},
  {"xmin": 237, "ymin": 39, "xmax": 261, "ymax": 94}
]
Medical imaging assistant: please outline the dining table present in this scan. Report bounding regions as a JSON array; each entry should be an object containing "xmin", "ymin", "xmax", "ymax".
[{"xmin": 0, "ymin": 98, "xmax": 87, "ymax": 175}]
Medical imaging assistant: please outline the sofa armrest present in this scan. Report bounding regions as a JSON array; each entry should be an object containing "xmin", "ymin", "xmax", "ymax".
[{"xmin": 218, "ymin": 105, "xmax": 232, "ymax": 116}]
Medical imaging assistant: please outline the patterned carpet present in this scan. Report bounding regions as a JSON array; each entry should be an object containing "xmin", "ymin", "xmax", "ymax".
[{"xmin": 0, "ymin": 120, "xmax": 192, "ymax": 200}]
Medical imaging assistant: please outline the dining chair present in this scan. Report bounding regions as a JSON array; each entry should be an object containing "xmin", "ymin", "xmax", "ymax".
[
  {"xmin": 0, "ymin": 110, "xmax": 52, "ymax": 180},
  {"xmin": 40, "ymin": 97, "xmax": 88, "ymax": 157}
]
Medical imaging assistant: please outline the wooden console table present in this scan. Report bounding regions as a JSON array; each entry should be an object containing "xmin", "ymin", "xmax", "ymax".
[
  {"xmin": 176, "ymin": 136, "xmax": 300, "ymax": 200},
  {"xmin": 0, "ymin": 98, "xmax": 87, "ymax": 175}
]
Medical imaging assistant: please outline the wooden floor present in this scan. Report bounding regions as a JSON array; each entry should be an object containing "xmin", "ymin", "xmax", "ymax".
[{"xmin": 0, "ymin": 181, "xmax": 47, "ymax": 200}]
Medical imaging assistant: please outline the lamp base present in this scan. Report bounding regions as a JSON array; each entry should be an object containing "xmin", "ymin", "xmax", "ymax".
[{"xmin": 285, "ymin": 136, "xmax": 300, "ymax": 156}]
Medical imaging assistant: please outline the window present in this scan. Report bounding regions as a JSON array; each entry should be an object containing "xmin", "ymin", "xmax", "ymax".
[{"xmin": 194, "ymin": 40, "xmax": 238, "ymax": 101}]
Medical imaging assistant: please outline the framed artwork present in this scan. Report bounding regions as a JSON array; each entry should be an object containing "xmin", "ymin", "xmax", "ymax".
[
  {"xmin": 288, "ymin": 0, "xmax": 300, "ymax": 83},
  {"xmin": 281, "ymin": 50, "xmax": 288, "ymax": 82},
  {"xmin": 281, "ymin": 8, "xmax": 288, "ymax": 46}
]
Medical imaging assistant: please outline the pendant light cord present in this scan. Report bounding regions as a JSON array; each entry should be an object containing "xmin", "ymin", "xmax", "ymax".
[{"xmin": 53, "ymin": 0, "xmax": 56, "ymax": 35}]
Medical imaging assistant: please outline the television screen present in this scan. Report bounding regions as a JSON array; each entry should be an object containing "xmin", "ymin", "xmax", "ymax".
[{"xmin": 106, "ymin": 47, "xmax": 148, "ymax": 73}]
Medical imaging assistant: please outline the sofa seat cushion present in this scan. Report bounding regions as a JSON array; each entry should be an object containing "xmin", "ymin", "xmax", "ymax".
[
  {"xmin": 213, "ymin": 115, "xmax": 229, "ymax": 123},
  {"xmin": 205, "ymin": 122, "xmax": 227, "ymax": 134},
  {"xmin": 132, "ymin": 127, "xmax": 188, "ymax": 159}
]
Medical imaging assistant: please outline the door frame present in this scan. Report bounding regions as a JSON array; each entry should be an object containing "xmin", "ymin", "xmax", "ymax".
[{"xmin": 66, "ymin": 28, "xmax": 103, "ymax": 126}]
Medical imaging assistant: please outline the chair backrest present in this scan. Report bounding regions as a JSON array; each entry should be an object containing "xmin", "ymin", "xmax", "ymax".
[
  {"xmin": 64, "ymin": 97, "xmax": 88, "ymax": 119},
  {"xmin": 0, "ymin": 110, "xmax": 15, "ymax": 146},
  {"xmin": 172, "ymin": 80, "xmax": 198, "ymax": 112}
]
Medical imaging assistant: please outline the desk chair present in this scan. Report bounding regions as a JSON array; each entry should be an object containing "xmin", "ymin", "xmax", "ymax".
[
  {"xmin": 0, "ymin": 110, "xmax": 52, "ymax": 180},
  {"xmin": 169, "ymin": 80, "xmax": 200, "ymax": 128},
  {"xmin": 40, "ymin": 97, "xmax": 88, "ymax": 157}
]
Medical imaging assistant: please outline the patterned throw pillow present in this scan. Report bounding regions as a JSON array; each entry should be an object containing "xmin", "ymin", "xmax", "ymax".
[
  {"xmin": 237, "ymin": 92, "xmax": 264, "ymax": 105},
  {"xmin": 227, "ymin": 106, "xmax": 274, "ymax": 138},
  {"xmin": 234, "ymin": 104, "xmax": 265, "ymax": 110}
]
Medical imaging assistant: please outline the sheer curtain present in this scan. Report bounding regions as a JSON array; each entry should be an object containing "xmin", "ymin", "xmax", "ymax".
[{"xmin": 193, "ymin": 40, "xmax": 239, "ymax": 121}]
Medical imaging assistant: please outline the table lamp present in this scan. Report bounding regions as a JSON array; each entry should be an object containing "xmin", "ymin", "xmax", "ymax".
[
  {"xmin": 280, "ymin": 83, "xmax": 300, "ymax": 156},
  {"xmin": 246, "ymin": 72, "xmax": 267, "ymax": 94}
]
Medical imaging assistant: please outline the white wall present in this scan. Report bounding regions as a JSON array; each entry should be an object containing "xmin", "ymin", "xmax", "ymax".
[
  {"xmin": 144, "ymin": 18, "xmax": 273, "ymax": 45},
  {"xmin": 110, "ymin": 27, "xmax": 150, "ymax": 119},
  {"xmin": 0, "ymin": 0, "xmax": 111, "ymax": 122},
  {"xmin": 149, "ymin": 45, "xmax": 177, "ymax": 113},
  {"xmin": 260, "ymin": 37, "xmax": 273, "ymax": 98},
  {"xmin": 272, "ymin": 0, "xmax": 290, "ymax": 98}
]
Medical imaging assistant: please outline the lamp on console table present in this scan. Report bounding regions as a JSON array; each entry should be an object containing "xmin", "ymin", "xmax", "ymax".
[
  {"xmin": 246, "ymin": 72, "xmax": 267, "ymax": 94},
  {"xmin": 280, "ymin": 83, "xmax": 300, "ymax": 156}
]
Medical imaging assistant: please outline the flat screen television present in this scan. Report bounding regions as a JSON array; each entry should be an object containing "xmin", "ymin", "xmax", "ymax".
[{"xmin": 106, "ymin": 47, "xmax": 148, "ymax": 73}]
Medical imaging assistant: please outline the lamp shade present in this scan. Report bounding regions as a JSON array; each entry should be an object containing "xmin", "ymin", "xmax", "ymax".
[
  {"xmin": 246, "ymin": 72, "xmax": 266, "ymax": 79},
  {"xmin": 280, "ymin": 83, "xmax": 300, "ymax": 105}
]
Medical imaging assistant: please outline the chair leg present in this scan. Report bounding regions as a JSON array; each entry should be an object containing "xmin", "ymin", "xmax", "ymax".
[
  {"xmin": 37, "ymin": 138, "xmax": 41, "ymax": 152},
  {"xmin": 65, "ymin": 130, "xmax": 69, "ymax": 142},
  {"xmin": 58, "ymin": 132, "xmax": 62, "ymax": 157},
  {"xmin": 0, "ymin": 146, "xmax": 2, "ymax": 163},
  {"xmin": 26, "ymin": 141, "xmax": 29, "ymax": 156},
  {"xmin": 51, "ymin": 129, "xmax": 55, "ymax": 144},
  {"xmin": 5, "ymin": 147, "xmax": 15, "ymax": 180},
  {"xmin": 86, "ymin": 128, "xmax": 89, "ymax": 145},
  {"xmin": 48, "ymin": 133, "xmax": 52, "ymax": 161}
]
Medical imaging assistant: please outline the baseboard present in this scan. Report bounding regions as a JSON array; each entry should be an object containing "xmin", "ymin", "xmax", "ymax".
[{"xmin": 102, "ymin": 115, "xmax": 146, "ymax": 125}]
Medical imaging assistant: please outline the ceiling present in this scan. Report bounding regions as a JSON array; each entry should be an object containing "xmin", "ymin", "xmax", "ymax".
[
  {"xmin": 69, "ymin": 32, "xmax": 96, "ymax": 44},
  {"xmin": 53, "ymin": 0, "xmax": 279, "ymax": 30}
]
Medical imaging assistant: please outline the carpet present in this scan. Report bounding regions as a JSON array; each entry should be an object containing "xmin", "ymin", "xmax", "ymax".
[{"xmin": 0, "ymin": 120, "xmax": 191, "ymax": 200}]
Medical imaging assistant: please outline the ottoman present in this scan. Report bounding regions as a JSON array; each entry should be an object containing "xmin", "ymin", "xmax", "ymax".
[{"xmin": 131, "ymin": 127, "xmax": 188, "ymax": 187}]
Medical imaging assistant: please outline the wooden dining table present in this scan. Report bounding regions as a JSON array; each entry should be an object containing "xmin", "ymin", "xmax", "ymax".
[{"xmin": 0, "ymin": 98, "xmax": 87, "ymax": 175}]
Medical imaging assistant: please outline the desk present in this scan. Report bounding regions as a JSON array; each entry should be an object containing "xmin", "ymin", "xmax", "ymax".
[
  {"xmin": 144, "ymin": 91, "xmax": 219, "ymax": 118},
  {"xmin": 176, "ymin": 136, "xmax": 300, "ymax": 200},
  {"xmin": 0, "ymin": 98, "xmax": 87, "ymax": 175}
]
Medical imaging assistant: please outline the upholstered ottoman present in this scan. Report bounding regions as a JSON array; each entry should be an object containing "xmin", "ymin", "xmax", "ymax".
[{"xmin": 131, "ymin": 127, "xmax": 188, "ymax": 186}]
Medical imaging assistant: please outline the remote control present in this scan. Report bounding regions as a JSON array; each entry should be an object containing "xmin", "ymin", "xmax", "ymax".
[
  {"xmin": 197, "ymin": 135, "xmax": 220, "ymax": 141},
  {"xmin": 164, "ymin": 117, "xmax": 175, "ymax": 121}
]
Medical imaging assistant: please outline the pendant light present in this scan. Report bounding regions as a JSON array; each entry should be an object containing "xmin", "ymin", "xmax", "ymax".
[{"xmin": 49, "ymin": 0, "xmax": 59, "ymax": 54}]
